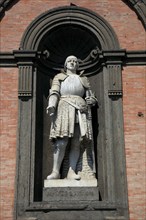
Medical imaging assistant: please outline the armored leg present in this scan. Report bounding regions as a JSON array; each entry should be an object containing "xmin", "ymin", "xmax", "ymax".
[
  {"xmin": 67, "ymin": 125, "xmax": 81, "ymax": 180},
  {"xmin": 47, "ymin": 137, "xmax": 69, "ymax": 179}
]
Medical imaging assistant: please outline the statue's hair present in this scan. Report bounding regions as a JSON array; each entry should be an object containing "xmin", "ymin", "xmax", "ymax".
[{"xmin": 64, "ymin": 55, "xmax": 79, "ymax": 71}]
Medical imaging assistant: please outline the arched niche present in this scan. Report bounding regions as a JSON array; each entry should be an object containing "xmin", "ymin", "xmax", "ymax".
[
  {"xmin": 21, "ymin": 6, "xmax": 120, "ymax": 50},
  {"xmin": 15, "ymin": 6, "xmax": 128, "ymax": 220}
]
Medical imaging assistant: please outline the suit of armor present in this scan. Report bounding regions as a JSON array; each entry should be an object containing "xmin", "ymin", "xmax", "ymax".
[
  {"xmin": 46, "ymin": 56, "xmax": 97, "ymax": 180},
  {"xmin": 49, "ymin": 72, "xmax": 95, "ymax": 140}
]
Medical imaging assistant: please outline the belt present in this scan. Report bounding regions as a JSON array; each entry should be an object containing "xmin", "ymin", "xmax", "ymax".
[{"xmin": 61, "ymin": 98, "xmax": 88, "ymax": 113}]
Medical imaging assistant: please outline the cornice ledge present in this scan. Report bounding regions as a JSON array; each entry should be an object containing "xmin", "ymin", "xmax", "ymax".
[
  {"xmin": 100, "ymin": 50, "xmax": 146, "ymax": 66},
  {"xmin": 0, "ymin": 50, "xmax": 42, "ymax": 67},
  {"xmin": 0, "ymin": 50, "xmax": 146, "ymax": 67}
]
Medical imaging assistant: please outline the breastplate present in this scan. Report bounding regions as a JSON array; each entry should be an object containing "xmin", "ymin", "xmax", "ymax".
[{"xmin": 60, "ymin": 74, "xmax": 85, "ymax": 97}]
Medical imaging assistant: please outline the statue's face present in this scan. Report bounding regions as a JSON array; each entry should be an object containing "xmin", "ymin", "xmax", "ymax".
[{"xmin": 65, "ymin": 56, "xmax": 78, "ymax": 71}]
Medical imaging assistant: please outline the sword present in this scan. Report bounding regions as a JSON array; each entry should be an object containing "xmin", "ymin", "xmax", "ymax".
[{"xmin": 86, "ymin": 90, "xmax": 97, "ymax": 173}]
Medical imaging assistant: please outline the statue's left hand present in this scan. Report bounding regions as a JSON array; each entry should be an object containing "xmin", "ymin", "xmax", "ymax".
[{"xmin": 85, "ymin": 96, "xmax": 97, "ymax": 106}]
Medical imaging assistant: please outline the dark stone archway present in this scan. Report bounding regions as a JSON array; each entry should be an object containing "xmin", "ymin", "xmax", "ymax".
[
  {"xmin": 15, "ymin": 6, "xmax": 129, "ymax": 220},
  {"xmin": 21, "ymin": 6, "xmax": 120, "ymax": 50},
  {"xmin": 20, "ymin": 6, "xmax": 120, "ymax": 76},
  {"xmin": 1, "ymin": 0, "xmax": 146, "ymax": 29}
]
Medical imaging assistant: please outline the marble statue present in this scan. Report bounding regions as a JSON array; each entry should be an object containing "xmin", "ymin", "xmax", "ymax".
[{"xmin": 46, "ymin": 55, "xmax": 97, "ymax": 180}]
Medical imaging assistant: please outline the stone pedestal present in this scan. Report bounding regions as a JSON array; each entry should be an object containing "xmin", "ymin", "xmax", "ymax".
[
  {"xmin": 43, "ymin": 179, "xmax": 99, "ymax": 202},
  {"xmin": 44, "ymin": 179, "xmax": 97, "ymax": 187}
]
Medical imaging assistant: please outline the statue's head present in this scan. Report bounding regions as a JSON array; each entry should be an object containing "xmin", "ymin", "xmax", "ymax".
[{"xmin": 64, "ymin": 55, "xmax": 79, "ymax": 72}]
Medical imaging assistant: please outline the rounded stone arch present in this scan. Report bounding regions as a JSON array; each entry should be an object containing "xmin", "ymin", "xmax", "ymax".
[
  {"xmin": 19, "ymin": 6, "xmax": 123, "ymax": 197},
  {"xmin": 20, "ymin": 6, "xmax": 120, "ymax": 50},
  {"xmin": 15, "ymin": 6, "xmax": 129, "ymax": 219},
  {"xmin": 20, "ymin": 6, "xmax": 120, "ymax": 75}
]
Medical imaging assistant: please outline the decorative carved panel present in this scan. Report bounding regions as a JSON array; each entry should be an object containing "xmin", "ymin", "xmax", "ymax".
[
  {"xmin": 18, "ymin": 65, "xmax": 33, "ymax": 97},
  {"xmin": 108, "ymin": 65, "xmax": 123, "ymax": 98}
]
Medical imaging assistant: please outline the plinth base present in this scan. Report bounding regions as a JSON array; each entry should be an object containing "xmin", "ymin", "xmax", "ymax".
[
  {"xmin": 43, "ymin": 179, "xmax": 99, "ymax": 202},
  {"xmin": 44, "ymin": 179, "xmax": 97, "ymax": 187}
]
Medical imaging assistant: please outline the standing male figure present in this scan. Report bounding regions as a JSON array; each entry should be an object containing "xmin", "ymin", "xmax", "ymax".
[{"xmin": 46, "ymin": 55, "xmax": 97, "ymax": 180}]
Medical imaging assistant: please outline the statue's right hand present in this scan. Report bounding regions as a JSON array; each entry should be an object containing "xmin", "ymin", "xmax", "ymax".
[{"xmin": 46, "ymin": 106, "xmax": 55, "ymax": 116}]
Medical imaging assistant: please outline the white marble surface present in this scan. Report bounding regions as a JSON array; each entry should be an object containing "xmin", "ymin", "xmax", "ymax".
[{"xmin": 44, "ymin": 179, "xmax": 98, "ymax": 187}]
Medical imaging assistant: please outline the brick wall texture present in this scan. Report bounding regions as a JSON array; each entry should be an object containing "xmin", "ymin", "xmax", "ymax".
[{"xmin": 0, "ymin": 0, "xmax": 145, "ymax": 219}]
